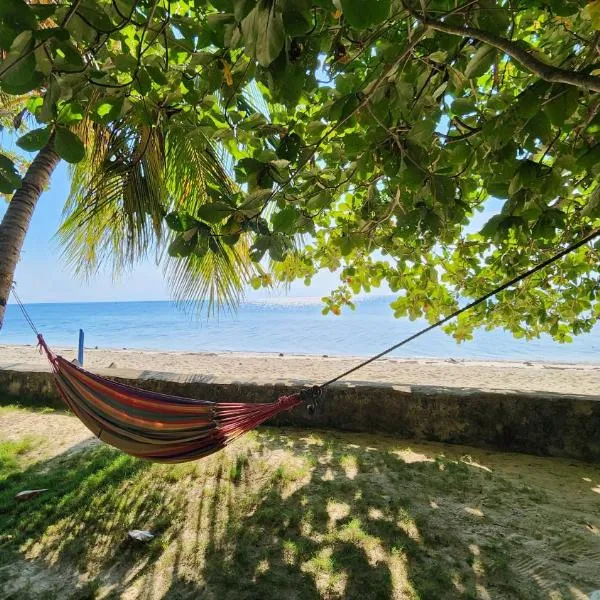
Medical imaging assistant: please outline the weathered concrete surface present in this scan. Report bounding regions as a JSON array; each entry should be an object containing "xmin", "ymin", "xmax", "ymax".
[{"xmin": 1, "ymin": 364, "xmax": 599, "ymax": 461}]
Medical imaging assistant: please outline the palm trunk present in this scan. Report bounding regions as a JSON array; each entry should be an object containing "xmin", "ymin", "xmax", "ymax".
[{"xmin": 0, "ymin": 141, "xmax": 60, "ymax": 329}]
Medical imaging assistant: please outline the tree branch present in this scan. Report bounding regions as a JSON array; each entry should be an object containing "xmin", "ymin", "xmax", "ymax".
[{"xmin": 405, "ymin": 3, "xmax": 600, "ymax": 93}]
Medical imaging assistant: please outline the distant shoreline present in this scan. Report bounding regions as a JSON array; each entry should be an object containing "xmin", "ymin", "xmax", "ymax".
[
  {"xmin": 2, "ymin": 343, "xmax": 599, "ymax": 396},
  {"xmin": 4, "ymin": 297, "xmax": 599, "ymax": 364}
]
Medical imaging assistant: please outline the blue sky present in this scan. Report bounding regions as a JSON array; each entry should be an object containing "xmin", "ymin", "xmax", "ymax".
[
  {"xmin": 1, "ymin": 151, "xmax": 499, "ymax": 305},
  {"xmin": 0, "ymin": 161, "xmax": 345, "ymax": 303}
]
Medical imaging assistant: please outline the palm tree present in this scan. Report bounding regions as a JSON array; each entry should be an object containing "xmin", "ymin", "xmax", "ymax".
[
  {"xmin": 0, "ymin": 0, "xmax": 263, "ymax": 330},
  {"xmin": 0, "ymin": 100, "xmax": 256, "ymax": 329},
  {"xmin": 0, "ymin": 139, "xmax": 59, "ymax": 327}
]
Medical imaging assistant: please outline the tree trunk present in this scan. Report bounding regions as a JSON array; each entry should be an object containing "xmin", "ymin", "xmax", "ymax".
[{"xmin": 0, "ymin": 141, "xmax": 60, "ymax": 329}]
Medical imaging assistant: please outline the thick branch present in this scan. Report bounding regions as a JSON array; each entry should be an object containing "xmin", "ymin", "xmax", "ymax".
[{"xmin": 407, "ymin": 6, "xmax": 600, "ymax": 93}]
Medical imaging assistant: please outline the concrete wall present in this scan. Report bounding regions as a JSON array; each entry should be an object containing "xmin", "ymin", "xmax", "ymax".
[{"xmin": 1, "ymin": 364, "xmax": 599, "ymax": 461}]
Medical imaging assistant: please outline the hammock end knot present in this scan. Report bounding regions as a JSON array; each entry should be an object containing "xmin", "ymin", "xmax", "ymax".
[
  {"xmin": 300, "ymin": 386, "xmax": 323, "ymax": 416},
  {"xmin": 36, "ymin": 334, "xmax": 54, "ymax": 363}
]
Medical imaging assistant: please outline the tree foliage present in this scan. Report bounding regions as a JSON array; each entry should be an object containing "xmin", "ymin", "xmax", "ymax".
[{"xmin": 1, "ymin": 0, "xmax": 599, "ymax": 340}]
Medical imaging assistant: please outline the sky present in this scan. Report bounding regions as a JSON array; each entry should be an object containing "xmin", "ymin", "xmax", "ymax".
[
  {"xmin": 1, "ymin": 143, "xmax": 499, "ymax": 305},
  {"xmin": 0, "ymin": 160, "xmax": 347, "ymax": 304}
]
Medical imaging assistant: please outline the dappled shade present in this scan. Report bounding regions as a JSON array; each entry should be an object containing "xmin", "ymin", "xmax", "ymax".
[{"xmin": 1, "ymin": 407, "xmax": 600, "ymax": 599}]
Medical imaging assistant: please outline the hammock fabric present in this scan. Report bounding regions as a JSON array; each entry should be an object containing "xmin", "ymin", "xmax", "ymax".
[{"xmin": 37, "ymin": 335, "xmax": 306, "ymax": 463}]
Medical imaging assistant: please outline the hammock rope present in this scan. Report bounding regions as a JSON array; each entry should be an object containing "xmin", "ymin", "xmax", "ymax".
[
  {"xmin": 9, "ymin": 227, "xmax": 600, "ymax": 461},
  {"xmin": 321, "ymin": 227, "xmax": 600, "ymax": 387}
]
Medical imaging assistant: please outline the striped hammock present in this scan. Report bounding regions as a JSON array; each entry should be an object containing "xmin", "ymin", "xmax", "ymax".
[{"xmin": 37, "ymin": 335, "xmax": 306, "ymax": 463}]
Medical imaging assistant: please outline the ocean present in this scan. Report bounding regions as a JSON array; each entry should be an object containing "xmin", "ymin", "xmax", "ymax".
[{"xmin": 2, "ymin": 296, "xmax": 599, "ymax": 363}]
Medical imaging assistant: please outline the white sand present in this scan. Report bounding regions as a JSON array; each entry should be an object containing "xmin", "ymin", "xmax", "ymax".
[{"xmin": 1, "ymin": 343, "xmax": 599, "ymax": 396}]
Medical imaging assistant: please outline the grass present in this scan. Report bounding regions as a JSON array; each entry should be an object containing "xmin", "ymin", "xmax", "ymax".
[
  {"xmin": 0, "ymin": 403, "xmax": 55, "ymax": 416},
  {"xmin": 0, "ymin": 406, "xmax": 599, "ymax": 599},
  {"xmin": 0, "ymin": 437, "xmax": 41, "ymax": 480}
]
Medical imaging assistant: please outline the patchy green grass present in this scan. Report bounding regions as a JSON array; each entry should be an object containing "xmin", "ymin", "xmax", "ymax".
[
  {"xmin": 0, "ymin": 402, "xmax": 56, "ymax": 416},
  {"xmin": 0, "ymin": 409, "xmax": 599, "ymax": 600},
  {"xmin": 0, "ymin": 437, "xmax": 41, "ymax": 481}
]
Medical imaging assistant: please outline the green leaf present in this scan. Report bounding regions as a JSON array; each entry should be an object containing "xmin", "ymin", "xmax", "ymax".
[
  {"xmin": 135, "ymin": 69, "xmax": 152, "ymax": 95},
  {"xmin": 114, "ymin": 53, "xmax": 137, "ymax": 73},
  {"xmin": 92, "ymin": 97, "xmax": 125, "ymax": 124},
  {"xmin": 408, "ymin": 119, "xmax": 435, "ymax": 147},
  {"xmin": 165, "ymin": 212, "xmax": 198, "ymax": 232},
  {"xmin": 0, "ymin": 30, "xmax": 44, "ymax": 94},
  {"xmin": 340, "ymin": 0, "xmax": 391, "ymax": 28},
  {"xmin": 272, "ymin": 206, "xmax": 299, "ymax": 233},
  {"xmin": 544, "ymin": 86, "xmax": 579, "ymax": 126},
  {"xmin": 451, "ymin": 97, "xmax": 476, "ymax": 115},
  {"xmin": 39, "ymin": 74, "xmax": 60, "ymax": 123},
  {"xmin": 250, "ymin": 234, "xmax": 272, "ymax": 261},
  {"xmin": 168, "ymin": 233, "xmax": 198, "ymax": 258},
  {"xmin": 277, "ymin": 132, "xmax": 302, "ymax": 162},
  {"xmin": 146, "ymin": 65, "xmax": 168, "ymax": 85},
  {"xmin": 54, "ymin": 40, "xmax": 85, "ymax": 71},
  {"xmin": 0, "ymin": 0, "xmax": 37, "ymax": 32},
  {"xmin": 241, "ymin": 1, "xmax": 285, "ymax": 67},
  {"xmin": 196, "ymin": 201, "xmax": 235, "ymax": 223},
  {"xmin": 29, "ymin": 4, "xmax": 56, "ymax": 19},
  {"xmin": 283, "ymin": 0, "xmax": 312, "ymax": 35},
  {"xmin": 526, "ymin": 112, "xmax": 552, "ymax": 143},
  {"xmin": 58, "ymin": 101, "xmax": 84, "ymax": 126},
  {"xmin": 16, "ymin": 126, "xmax": 51, "ymax": 152},
  {"xmin": 480, "ymin": 214, "xmax": 504, "ymax": 237},
  {"xmin": 582, "ymin": 187, "xmax": 600, "ymax": 217},
  {"xmin": 475, "ymin": 0, "xmax": 510, "ymax": 35},
  {"xmin": 54, "ymin": 127, "xmax": 85, "ymax": 163},
  {"xmin": 487, "ymin": 182, "xmax": 510, "ymax": 198},
  {"xmin": 430, "ymin": 176, "xmax": 454, "ymax": 203},
  {"xmin": 239, "ymin": 188, "xmax": 271, "ymax": 216},
  {"xmin": 465, "ymin": 45, "xmax": 496, "ymax": 79},
  {"xmin": 509, "ymin": 160, "xmax": 541, "ymax": 195},
  {"xmin": 34, "ymin": 27, "xmax": 70, "ymax": 42},
  {"xmin": 0, "ymin": 153, "xmax": 21, "ymax": 193},
  {"xmin": 77, "ymin": 5, "xmax": 114, "ymax": 32},
  {"xmin": 583, "ymin": 0, "xmax": 600, "ymax": 28}
]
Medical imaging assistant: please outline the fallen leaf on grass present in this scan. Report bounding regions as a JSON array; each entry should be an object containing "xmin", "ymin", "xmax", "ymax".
[
  {"xmin": 15, "ymin": 489, "xmax": 48, "ymax": 501},
  {"xmin": 128, "ymin": 530, "xmax": 154, "ymax": 542}
]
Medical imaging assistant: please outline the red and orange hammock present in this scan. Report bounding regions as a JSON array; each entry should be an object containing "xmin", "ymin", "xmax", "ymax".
[
  {"xmin": 13, "ymin": 229, "xmax": 598, "ymax": 463},
  {"xmin": 37, "ymin": 335, "xmax": 317, "ymax": 463}
]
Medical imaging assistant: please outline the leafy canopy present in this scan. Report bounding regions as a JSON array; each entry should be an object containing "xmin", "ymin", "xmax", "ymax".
[{"xmin": 1, "ymin": 0, "xmax": 600, "ymax": 340}]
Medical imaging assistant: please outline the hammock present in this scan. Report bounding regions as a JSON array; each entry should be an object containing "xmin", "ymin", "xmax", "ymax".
[
  {"xmin": 8, "ymin": 227, "xmax": 599, "ymax": 463},
  {"xmin": 37, "ymin": 335, "xmax": 313, "ymax": 463}
]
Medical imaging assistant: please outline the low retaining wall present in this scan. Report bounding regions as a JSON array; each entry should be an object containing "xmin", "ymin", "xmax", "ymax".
[{"xmin": 1, "ymin": 363, "xmax": 599, "ymax": 461}]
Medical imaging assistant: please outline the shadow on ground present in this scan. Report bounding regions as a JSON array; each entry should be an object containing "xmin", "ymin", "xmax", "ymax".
[{"xmin": 1, "ymin": 418, "xmax": 599, "ymax": 600}]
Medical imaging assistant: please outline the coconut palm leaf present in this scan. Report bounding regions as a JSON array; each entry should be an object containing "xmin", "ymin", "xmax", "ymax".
[
  {"xmin": 161, "ymin": 121, "xmax": 258, "ymax": 313},
  {"xmin": 58, "ymin": 110, "xmax": 257, "ymax": 312},
  {"xmin": 0, "ymin": 91, "xmax": 31, "ymax": 129},
  {"xmin": 58, "ymin": 117, "xmax": 166, "ymax": 278},
  {"xmin": 164, "ymin": 236, "xmax": 253, "ymax": 316}
]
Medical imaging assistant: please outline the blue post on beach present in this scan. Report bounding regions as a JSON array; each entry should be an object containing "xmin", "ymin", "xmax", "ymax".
[{"xmin": 78, "ymin": 329, "xmax": 84, "ymax": 366}]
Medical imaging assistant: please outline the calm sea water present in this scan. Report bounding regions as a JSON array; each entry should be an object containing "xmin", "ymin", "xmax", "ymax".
[{"xmin": 2, "ymin": 297, "xmax": 599, "ymax": 362}]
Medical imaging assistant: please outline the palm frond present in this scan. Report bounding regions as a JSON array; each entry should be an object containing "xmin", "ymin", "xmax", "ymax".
[
  {"xmin": 165, "ymin": 122, "xmax": 236, "ymax": 211},
  {"xmin": 164, "ymin": 236, "xmax": 254, "ymax": 316},
  {"xmin": 58, "ymin": 109, "xmax": 257, "ymax": 313},
  {"xmin": 58, "ymin": 116, "xmax": 167, "ymax": 279},
  {"xmin": 0, "ymin": 91, "xmax": 33, "ymax": 130},
  {"xmin": 161, "ymin": 121, "xmax": 258, "ymax": 312}
]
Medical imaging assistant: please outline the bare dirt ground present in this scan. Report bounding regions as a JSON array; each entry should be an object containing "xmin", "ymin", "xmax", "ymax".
[{"xmin": 1, "ymin": 407, "xmax": 599, "ymax": 599}]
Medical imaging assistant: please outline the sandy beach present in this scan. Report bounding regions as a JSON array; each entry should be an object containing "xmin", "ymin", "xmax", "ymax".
[{"xmin": 1, "ymin": 343, "xmax": 599, "ymax": 396}]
